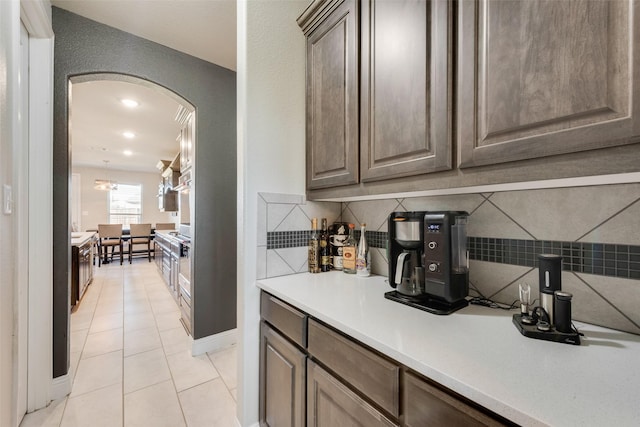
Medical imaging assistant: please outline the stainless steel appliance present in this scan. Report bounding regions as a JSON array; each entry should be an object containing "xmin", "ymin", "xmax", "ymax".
[
  {"xmin": 177, "ymin": 236, "xmax": 191, "ymax": 334},
  {"xmin": 385, "ymin": 211, "xmax": 470, "ymax": 315},
  {"xmin": 388, "ymin": 211, "xmax": 426, "ymax": 297}
]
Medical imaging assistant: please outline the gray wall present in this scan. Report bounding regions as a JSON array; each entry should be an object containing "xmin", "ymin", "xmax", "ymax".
[{"xmin": 53, "ymin": 7, "xmax": 237, "ymax": 377}]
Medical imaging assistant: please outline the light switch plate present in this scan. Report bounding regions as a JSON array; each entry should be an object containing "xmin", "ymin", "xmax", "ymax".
[{"xmin": 3, "ymin": 184, "xmax": 12, "ymax": 215}]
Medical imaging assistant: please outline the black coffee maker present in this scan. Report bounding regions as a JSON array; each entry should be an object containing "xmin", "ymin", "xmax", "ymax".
[{"xmin": 386, "ymin": 211, "xmax": 469, "ymax": 315}]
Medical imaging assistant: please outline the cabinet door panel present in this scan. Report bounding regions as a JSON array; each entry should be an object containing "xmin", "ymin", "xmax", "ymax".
[
  {"xmin": 458, "ymin": 0, "xmax": 640, "ymax": 168},
  {"xmin": 403, "ymin": 371, "xmax": 508, "ymax": 427},
  {"xmin": 259, "ymin": 322, "xmax": 306, "ymax": 427},
  {"xmin": 361, "ymin": 0, "xmax": 452, "ymax": 181},
  {"xmin": 306, "ymin": 0, "xmax": 359, "ymax": 189},
  {"xmin": 307, "ymin": 360, "xmax": 398, "ymax": 427},
  {"xmin": 307, "ymin": 319, "xmax": 399, "ymax": 417}
]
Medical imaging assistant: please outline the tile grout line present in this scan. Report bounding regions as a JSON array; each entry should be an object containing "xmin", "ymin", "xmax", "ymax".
[
  {"xmin": 575, "ymin": 196, "xmax": 640, "ymax": 242},
  {"xmin": 571, "ymin": 272, "xmax": 640, "ymax": 332}
]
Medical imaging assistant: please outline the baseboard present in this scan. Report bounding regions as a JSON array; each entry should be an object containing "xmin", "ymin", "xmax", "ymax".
[
  {"xmin": 50, "ymin": 373, "xmax": 71, "ymax": 401},
  {"xmin": 191, "ymin": 328, "xmax": 237, "ymax": 356}
]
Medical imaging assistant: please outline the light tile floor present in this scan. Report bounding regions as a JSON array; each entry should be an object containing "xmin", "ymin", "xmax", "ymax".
[{"xmin": 20, "ymin": 261, "xmax": 238, "ymax": 427}]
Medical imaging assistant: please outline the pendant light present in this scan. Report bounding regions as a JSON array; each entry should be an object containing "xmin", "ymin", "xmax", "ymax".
[{"xmin": 94, "ymin": 160, "xmax": 118, "ymax": 191}]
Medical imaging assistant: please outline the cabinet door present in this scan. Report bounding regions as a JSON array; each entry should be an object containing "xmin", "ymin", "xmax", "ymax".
[
  {"xmin": 360, "ymin": 0, "xmax": 452, "ymax": 181},
  {"xmin": 307, "ymin": 360, "xmax": 398, "ymax": 427},
  {"xmin": 458, "ymin": 0, "xmax": 640, "ymax": 168},
  {"xmin": 403, "ymin": 371, "xmax": 508, "ymax": 427},
  {"xmin": 259, "ymin": 321, "xmax": 306, "ymax": 427},
  {"xmin": 305, "ymin": 0, "xmax": 359, "ymax": 189}
]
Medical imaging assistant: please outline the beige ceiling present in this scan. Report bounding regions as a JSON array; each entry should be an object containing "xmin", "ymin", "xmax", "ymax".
[
  {"xmin": 70, "ymin": 79, "xmax": 184, "ymax": 173},
  {"xmin": 52, "ymin": 0, "xmax": 236, "ymax": 174},
  {"xmin": 51, "ymin": 0, "xmax": 237, "ymax": 70}
]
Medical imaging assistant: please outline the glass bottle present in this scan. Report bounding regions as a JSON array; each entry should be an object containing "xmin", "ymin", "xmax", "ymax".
[
  {"xmin": 342, "ymin": 223, "xmax": 357, "ymax": 274},
  {"xmin": 356, "ymin": 223, "xmax": 370, "ymax": 277},
  {"xmin": 308, "ymin": 218, "xmax": 320, "ymax": 273},
  {"xmin": 320, "ymin": 218, "xmax": 331, "ymax": 272}
]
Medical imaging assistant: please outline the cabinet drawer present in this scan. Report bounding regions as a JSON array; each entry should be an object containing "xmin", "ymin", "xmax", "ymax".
[
  {"xmin": 307, "ymin": 319, "xmax": 399, "ymax": 418},
  {"xmin": 261, "ymin": 292, "xmax": 308, "ymax": 348},
  {"xmin": 403, "ymin": 371, "xmax": 509, "ymax": 427}
]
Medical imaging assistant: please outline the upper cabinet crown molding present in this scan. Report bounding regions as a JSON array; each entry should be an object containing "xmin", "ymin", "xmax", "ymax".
[
  {"xmin": 297, "ymin": 0, "xmax": 346, "ymax": 34},
  {"xmin": 457, "ymin": 0, "xmax": 640, "ymax": 168}
]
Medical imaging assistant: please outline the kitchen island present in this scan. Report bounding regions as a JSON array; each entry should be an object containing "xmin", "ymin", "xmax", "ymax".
[{"xmin": 257, "ymin": 272, "xmax": 640, "ymax": 426}]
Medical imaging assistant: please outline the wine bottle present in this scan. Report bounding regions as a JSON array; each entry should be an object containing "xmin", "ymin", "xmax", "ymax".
[
  {"xmin": 342, "ymin": 223, "xmax": 357, "ymax": 274},
  {"xmin": 308, "ymin": 218, "xmax": 320, "ymax": 273},
  {"xmin": 356, "ymin": 223, "xmax": 370, "ymax": 277},
  {"xmin": 320, "ymin": 218, "xmax": 331, "ymax": 272}
]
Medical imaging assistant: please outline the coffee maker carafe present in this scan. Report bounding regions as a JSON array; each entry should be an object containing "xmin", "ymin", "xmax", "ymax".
[
  {"xmin": 388, "ymin": 212, "xmax": 427, "ymax": 297},
  {"xmin": 385, "ymin": 211, "xmax": 470, "ymax": 315}
]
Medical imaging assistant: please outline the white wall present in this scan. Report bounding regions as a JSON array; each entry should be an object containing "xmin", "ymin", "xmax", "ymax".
[
  {"xmin": 71, "ymin": 166, "xmax": 177, "ymax": 230},
  {"xmin": 237, "ymin": 1, "xmax": 307, "ymax": 425}
]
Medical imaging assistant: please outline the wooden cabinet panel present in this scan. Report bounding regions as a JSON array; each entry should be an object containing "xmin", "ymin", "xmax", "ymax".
[
  {"xmin": 261, "ymin": 292, "xmax": 308, "ymax": 348},
  {"xmin": 302, "ymin": 0, "xmax": 359, "ymax": 189},
  {"xmin": 307, "ymin": 360, "xmax": 398, "ymax": 427},
  {"xmin": 403, "ymin": 371, "xmax": 509, "ymax": 427},
  {"xmin": 458, "ymin": 0, "xmax": 640, "ymax": 168},
  {"xmin": 259, "ymin": 321, "xmax": 306, "ymax": 427},
  {"xmin": 307, "ymin": 319, "xmax": 400, "ymax": 417},
  {"xmin": 361, "ymin": 0, "xmax": 452, "ymax": 181}
]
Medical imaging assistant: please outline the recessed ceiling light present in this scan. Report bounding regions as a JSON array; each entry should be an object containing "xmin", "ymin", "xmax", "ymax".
[
  {"xmin": 121, "ymin": 98, "xmax": 139, "ymax": 108},
  {"xmin": 123, "ymin": 150, "xmax": 133, "ymax": 156},
  {"xmin": 123, "ymin": 131, "xmax": 135, "ymax": 139}
]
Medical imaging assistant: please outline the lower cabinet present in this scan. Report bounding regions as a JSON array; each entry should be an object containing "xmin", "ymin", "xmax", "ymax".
[
  {"xmin": 307, "ymin": 360, "xmax": 397, "ymax": 427},
  {"xmin": 259, "ymin": 291, "xmax": 512, "ymax": 427},
  {"xmin": 71, "ymin": 237, "xmax": 94, "ymax": 308},
  {"xmin": 259, "ymin": 321, "xmax": 306, "ymax": 427}
]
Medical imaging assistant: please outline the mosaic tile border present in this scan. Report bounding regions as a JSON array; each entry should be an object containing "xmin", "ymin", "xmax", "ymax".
[
  {"xmin": 266, "ymin": 231, "xmax": 640, "ymax": 281},
  {"xmin": 266, "ymin": 230, "xmax": 387, "ymax": 250}
]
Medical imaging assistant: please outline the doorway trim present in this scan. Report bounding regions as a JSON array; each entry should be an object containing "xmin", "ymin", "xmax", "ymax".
[{"xmin": 20, "ymin": 0, "xmax": 54, "ymax": 413}]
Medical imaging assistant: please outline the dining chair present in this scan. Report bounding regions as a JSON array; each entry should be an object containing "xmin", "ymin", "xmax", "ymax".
[
  {"xmin": 97, "ymin": 224, "xmax": 124, "ymax": 266},
  {"xmin": 129, "ymin": 223, "xmax": 153, "ymax": 263}
]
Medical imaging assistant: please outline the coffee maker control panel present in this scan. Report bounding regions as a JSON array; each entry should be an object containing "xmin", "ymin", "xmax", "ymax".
[{"xmin": 425, "ymin": 220, "xmax": 446, "ymax": 280}]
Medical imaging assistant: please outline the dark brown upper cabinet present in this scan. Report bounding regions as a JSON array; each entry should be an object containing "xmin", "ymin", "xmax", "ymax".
[
  {"xmin": 360, "ymin": 0, "xmax": 452, "ymax": 182},
  {"xmin": 299, "ymin": 0, "xmax": 360, "ymax": 189},
  {"xmin": 457, "ymin": 0, "xmax": 640, "ymax": 168},
  {"xmin": 299, "ymin": 0, "xmax": 452, "ymax": 189}
]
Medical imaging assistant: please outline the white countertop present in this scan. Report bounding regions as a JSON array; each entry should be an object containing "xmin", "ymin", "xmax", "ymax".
[
  {"xmin": 257, "ymin": 272, "xmax": 640, "ymax": 427},
  {"xmin": 71, "ymin": 232, "xmax": 95, "ymax": 247}
]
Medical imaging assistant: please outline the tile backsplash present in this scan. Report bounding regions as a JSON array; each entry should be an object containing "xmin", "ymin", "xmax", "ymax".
[{"xmin": 257, "ymin": 183, "xmax": 640, "ymax": 335}]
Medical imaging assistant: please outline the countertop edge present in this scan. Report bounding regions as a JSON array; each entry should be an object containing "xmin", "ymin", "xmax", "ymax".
[{"xmin": 71, "ymin": 232, "xmax": 95, "ymax": 247}]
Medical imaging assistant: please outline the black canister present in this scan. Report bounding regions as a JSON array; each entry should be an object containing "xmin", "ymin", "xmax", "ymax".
[
  {"xmin": 538, "ymin": 254, "xmax": 562, "ymax": 325},
  {"xmin": 554, "ymin": 291, "xmax": 573, "ymax": 333}
]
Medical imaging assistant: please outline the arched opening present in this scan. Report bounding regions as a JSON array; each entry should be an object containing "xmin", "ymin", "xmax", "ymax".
[
  {"xmin": 66, "ymin": 74, "xmax": 196, "ymax": 379},
  {"xmin": 52, "ymin": 9, "xmax": 237, "ymax": 401}
]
